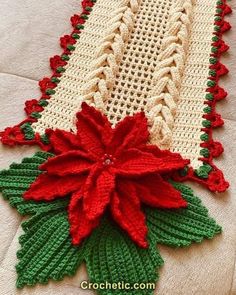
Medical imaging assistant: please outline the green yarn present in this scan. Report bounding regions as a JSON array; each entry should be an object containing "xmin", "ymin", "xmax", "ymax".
[
  {"xmin": 51, "ymin": 77, "xmax": 60, "ymax": 83},
  {"xmin": 205, "ymin": 93, "xmax": 214, "ymax": 101},
  {"xmin": 61, "ymin": 54, "xmax": 70, "ymax": 61},
  {"xmin": 85, "ymin": 6, "xmax": 93, "ymax": 11},
  {"xmin": 0, "ymin": 152, "xmax": 221, "ymax": 292},
  {"xmin": 203, "ymin": 106, "xmax": 212, "ymax": 113},
  {"xmin": 76, "ymin": 24, "xmax": 84, "ymax": 30},
  {"xmin": 67, "ymin": 45, "xmax": 76, "ymax": 51},
  {"xmin": 209, "ymin": 57, "xmax": 217, "ymax": 64},
  {"xmin": 81, "ymin": 14, "xmax": 89, "ymax": 20},
  {"xmin": 200, "ymin": 133, "xmax": 209, "ymax": 141},
  {"xmin": 211, "ymin": 47, "xmax": 218, "ymax": 53},
  {"xmin": 72, "ymin": 33, "xmax": 80, "ymax": 39},
  {"xmin": 45, "ymin": 88, "xmax": 56, "ymax": 95},
  {"xmin": 212, "ymin": 35, "xmax": 219, "ymax": 42},
  {"xmin": 56, "ymin": 66, "xmax": 66, "ymax": 73},
  {"xmin": 214, "ymin": 16, "xmax": 222, "ymax": 22},
  {"xmin": 85, "ymin": 219, "xmax": 163, "ymax": 295},
  {"xmin": 38, "ymin": 99, "xmax": 49, "ymax": 107},
  {"xmin": 209, "ymin": 69, "xmax": 216, "ymax": 77},
  {"xmin": 207, "ymin": 80, "xmax": 216, "ymax": 87},
  {"xmin": 20, "ymin": 123, "xmax": 35, "ymax": 140},
  {"xmin": 202, "ymin": 120, "xmax": 211, "ymax": 128},
  {"xmin": 194, "ymin": 164, "xmax": 212, "ymax": 179},
  {"xmin": 40, "ymin": 133, "xmax": 50, "ymax": 145},
  {"xmin": 200, "ymin": 148, "xmax": 210, "ymax": 158},
  {"xmin": 146, "ymin": 181, "xmax": 221, "ymax": 247},
  {"xmin": 30, "ymin": 112, "xmax": 42, "ymax": 119},
  {"xmin": 16, "ymin": 211, "xmax": 85, "ymax": 288}
]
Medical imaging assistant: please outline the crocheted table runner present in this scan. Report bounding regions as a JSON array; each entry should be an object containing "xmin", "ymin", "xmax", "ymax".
[{"xmin": 0, "ymin": 0, "xmax": 231, "ymax": 294}]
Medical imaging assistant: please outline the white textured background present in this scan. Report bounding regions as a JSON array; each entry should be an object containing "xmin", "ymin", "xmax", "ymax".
[{"xmin": 0, "ymin": 0, "xmax": 235, "ymax": 294}]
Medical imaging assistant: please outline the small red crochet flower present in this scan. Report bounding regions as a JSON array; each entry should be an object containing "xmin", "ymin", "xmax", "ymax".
[{"xmin": 24, "ymin": 103, "xmax": 189, "ymax": 248}]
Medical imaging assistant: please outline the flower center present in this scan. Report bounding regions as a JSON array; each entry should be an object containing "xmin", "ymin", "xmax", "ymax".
[{"xmin": 102, "ymin": 154, "xmax": 115, "ymax": 166}]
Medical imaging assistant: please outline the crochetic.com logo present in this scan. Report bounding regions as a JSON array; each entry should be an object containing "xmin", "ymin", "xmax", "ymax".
[{"xmin": 80, "ymin": 281, "xmax": 156, "ymax": 291}]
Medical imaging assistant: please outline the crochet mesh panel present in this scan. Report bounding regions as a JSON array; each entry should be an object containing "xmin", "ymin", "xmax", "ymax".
[{"xmin": 105, "ymin": 0, "xmax": 173, "ymax": 123}]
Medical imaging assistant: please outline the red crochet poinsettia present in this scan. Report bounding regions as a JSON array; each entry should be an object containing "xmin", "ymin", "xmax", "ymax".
[{"xmin": 24, "ymin": 103, "xmax": 189, "ymax": 248}]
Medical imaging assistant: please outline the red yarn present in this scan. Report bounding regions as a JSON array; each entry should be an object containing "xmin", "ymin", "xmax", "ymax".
[
  {"xmin": 204, "ymin": 113, "xmax": 224, "ymax": 128},
  {"xmin": 24, "ymin": 103, "xmax": 189, "ymax": 248},
  {"xmin": 71, "ymin": 14, "xmax": 85, "ymax": 26},
  {"xmin": 0, "ymin": 0, "xmax": 96, "ymax": 147},
  {"xmin": 176, "ymin": 0, "xmax": 231, "ymax": 192},
  {"xmin": 201, "ymin": 140, "xmax": 224, "ymax": 158},
  {"xmin": 207, "ymin": 170, "xmax": 229, "ymax": 192},
  {"xmin": 210, "ymin": 62, "xmax": 228, "ymax": 77},
  {"xmin": 60, "ymin": 35, "xmax": 76, "ymax": 50},
  {"xmin": 39, "ymin": 77, "xmax": 56, "ymax": 92},
  {"xmin": 24, "ymin": 99, "xmax": 44, "ymax": 115},
  {"xmin": 49, "ymin": 56, "xmax": 67, "ymax": 71}
]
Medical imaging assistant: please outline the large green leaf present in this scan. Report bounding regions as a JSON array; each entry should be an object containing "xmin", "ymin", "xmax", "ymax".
[
  {"xmin": 85, "ymin": 218, "xmax": 164, "ymax": 295},
  {"xmin": 0, "ymin": 152, "xmax": 222, "ymax": 293},
  {"xmin": 146, "ymin": 182, "xmax": 222, "ymax": 247},
  {"xmin": 16, "ymin": 210, "xmax": 86, "ymax": 288},
  {"xmin": 0, "ymin": 151, "xmax": 68, "ymax": 215}
]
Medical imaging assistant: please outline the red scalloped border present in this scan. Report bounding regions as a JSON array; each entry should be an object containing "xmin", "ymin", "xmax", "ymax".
[
  {"xmin": 0, "ymin": 0, "xmax": 97, "ymax": 150},
  {"xmin": 174, "ymin": 0, "xmax": 232, "ymax": 193},
  {"xmin": 0, "ymin": 0, "xmax": 232, "ymax": 193}
]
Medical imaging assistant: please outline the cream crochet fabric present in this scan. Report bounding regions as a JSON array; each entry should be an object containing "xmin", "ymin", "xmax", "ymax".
[
  {"xmin": 171, "ymin": 0, "xmax": 217, "ymax": 169},
  {"xmin": 31, "ymin": 0, "xmax": 216, "ymax": 169}
]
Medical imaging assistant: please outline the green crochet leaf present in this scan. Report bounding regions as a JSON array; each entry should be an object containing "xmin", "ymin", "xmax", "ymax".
[
  {"xmin": 85, "ymin": 218, "xmax": 163, "ymax": 295},
  {"xmin": 0, "ymin": 151, "xmax": 68, "ymax": 215},
  {"xmin": 0, "ymin": 152, "xmax": 222, "ymax": 293},
  {"xmin": 146, "ymin": 182, "xmax": 222, "ymax": 247},
  {"xmin": 16, "ymin": 210, "xmax": 86, "ymax": 288}
]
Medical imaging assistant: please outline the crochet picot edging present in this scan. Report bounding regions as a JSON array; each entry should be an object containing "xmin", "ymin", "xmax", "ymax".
[
  {"xmin": 0, "ymin": 0, "xmax": 97, "ymax": 149},
  {"xmin": 175, "ymin": 0, "xmax": 231, "ymax": 192}
]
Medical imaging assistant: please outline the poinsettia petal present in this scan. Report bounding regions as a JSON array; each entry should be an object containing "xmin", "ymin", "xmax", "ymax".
[
  {"xmin": 83, "ymin": 166, "xmax": 115, "ymax": 221},
  {"xmin": 134, "ymin": 174, "xmax": 187, "ymax": 208},
  {"xmin": 76, "ymin": 103, "xmax": 112, "ymax": 158},
  {"xmin": 108, "ymin": 112, "xmax": 149, "ymax": 156},
  {"xmin": 69, "ymin": 191, "xmax": 100, "ymax": 245},
  {"xmin": 46, "ymin": 129, "xmax": 83, "ymax": 155},
  {"xmin": 140, "ymin": 144, "xmax": 190, "ymax": 161},
  {"xmin": 111, "ymin": 181, "xmax": 148, "ymax": 248},
  {"xmin": 24, "ymin": 173, "xmax": 86, "ymax": 201},
  {"xmin": 40, "ymin": 151, "xmax": 94, "ymax": 176},
  {"xmin": 116, "ymin": 148, "xmax": 189, "ymax": 176}
]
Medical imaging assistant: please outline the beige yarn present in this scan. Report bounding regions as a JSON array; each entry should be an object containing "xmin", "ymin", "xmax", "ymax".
[
  {"xmin": 170, "ymin": 0, "xmax": 216, "ymax": 169},
  {"xmin": 31, "ymin": 0, "xmax": 217, "ymax": 169},
  {"xmin": 32, "ymin": 0, "xmax": 128, "ymax": 133},
  {"xmin": 104, "ymin": 0, "xmax": 194, "ymax": 148},
  {"xmin": 81, "ymin": 0, "xmax": 140, "ymax": 111}
]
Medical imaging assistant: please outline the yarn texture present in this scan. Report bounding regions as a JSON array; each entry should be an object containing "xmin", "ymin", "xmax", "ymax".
[
  {"xmin": 0, "ymin": 0, "xmax": 231, "ymax": 191},
  {"xmin": 24, "ymin": 103, "xmax": 189, "ymax": 248},
  {"xmin": 0, "ymin": 0, "xmax": 232, "ymax": 293},
  {"xmin": 0, "ymin": 152, "xmax": 221, "ymax": 292}
]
